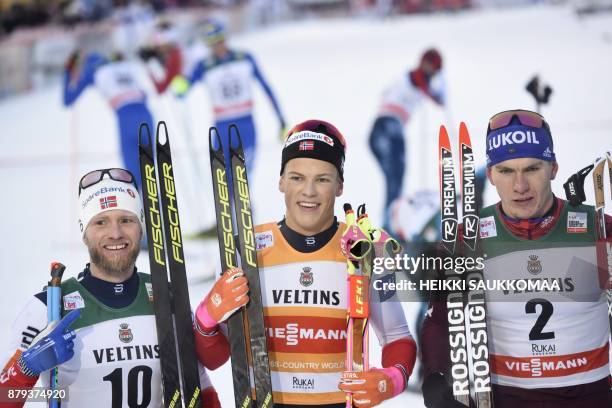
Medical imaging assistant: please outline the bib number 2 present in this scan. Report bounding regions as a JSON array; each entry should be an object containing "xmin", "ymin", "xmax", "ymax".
[{"xmin": 525, "ymin": 298, "xmax": 555, "ymax": 341}]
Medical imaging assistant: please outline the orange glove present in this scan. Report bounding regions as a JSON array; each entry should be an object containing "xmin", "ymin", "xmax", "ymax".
[
  {"xmin": 339, "ymin": 367, "xmax": 403, "ymax": 408},
  {"xmin": 196, "ymin": 268, "xmax": 249, "ymax": 331}
]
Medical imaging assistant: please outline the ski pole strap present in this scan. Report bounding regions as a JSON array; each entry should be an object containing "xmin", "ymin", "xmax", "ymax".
[{"xmin": 564, "ymin": 163, "xmax": 594, "ymax": 207}]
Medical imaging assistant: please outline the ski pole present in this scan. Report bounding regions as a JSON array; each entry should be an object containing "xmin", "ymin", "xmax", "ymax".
[
  {"xmin": 607, "ymin": 152, "xmax": 612, "ymax": 315},
  {"xmin": 592, "ymin": 155, "xmax": 612, "ymax": 332},
  {"xmin": 342, "ymin": 204, "xmax": 373, "ymax": 408},
  {"xmin": 47, "ymin": 262, "xmax": 65, "ymax": 408}
]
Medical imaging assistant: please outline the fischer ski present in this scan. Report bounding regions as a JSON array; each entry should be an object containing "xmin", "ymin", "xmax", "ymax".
[
  {"xmin": 209, "ymin": 124, "xmax": 274, "ymax": 408},
  {"xmin": 139, "ymin": 122, "xmax": 201, "ymax": 408}
]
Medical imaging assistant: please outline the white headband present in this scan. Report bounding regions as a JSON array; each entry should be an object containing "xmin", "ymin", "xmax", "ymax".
[{"xmin": 78, "ymin": 178, "xmax": 144, "ymax": 237}]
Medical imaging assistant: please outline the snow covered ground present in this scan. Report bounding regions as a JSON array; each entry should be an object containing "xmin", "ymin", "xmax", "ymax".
[{"xmin": 1, "ymin": 3, "xmax": 611, "ymax": 407}]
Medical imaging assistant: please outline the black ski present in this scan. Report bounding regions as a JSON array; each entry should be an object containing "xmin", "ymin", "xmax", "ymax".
[
  {"xmin": 208, "ymin": 126, "xmax": 252, "ymax": 408},
  {"xmin": 156, "ymin": 122, "xmax": 202, "ymax": 407},
  {"xmin": 228, "ymin": 125, "xmax": 274, "ymax": 408},
  {"xmin": 209, "ymin": 125, "xmax": 274, "ymax": 408},
  {"xmin": 139, "ymin": 122, "xmax": 202, "ymax": 408}
]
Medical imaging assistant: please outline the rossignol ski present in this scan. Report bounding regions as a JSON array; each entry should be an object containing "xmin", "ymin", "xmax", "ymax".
[
  {"xmin": 439, "ymin": 123, "xmax": 493, "ymax": 407},
  {"xmin": 139, "ymin": 122, "xmax": 201, "ymax": 408},
  {"xmin": 209, "ymin": 124, "xmax": 273, "ymax": 408},
  {"xmin": 439, "ymin": 125, "xmax": 470, "ymax": 406},
  {"xmin": 592, "ymin": 153, "xmax": 612, "ymax": 330},
  {"xmin": 459, "ymin": 123, "xmax": 492, "ymax": 408}
]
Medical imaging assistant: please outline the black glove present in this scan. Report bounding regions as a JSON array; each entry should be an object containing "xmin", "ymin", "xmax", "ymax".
[
  {"xmin": 138, "ymin": 47, "xmax": 159, "ymax": 61},
  {"xmin": 422, "ymin": 372, "xmax": 470, "ymax": 408},
  {"xmin": 563, "ymin": 163, "xmax": 594, "ymax": 207}
]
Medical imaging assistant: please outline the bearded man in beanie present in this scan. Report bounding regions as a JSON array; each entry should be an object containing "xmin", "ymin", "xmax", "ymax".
[
  {"xmin": 421, "ymin": 110, "xmax": 612, "ymax": 408},
  {"xmin": 200, "ymin": 120, "xmax": 417, "ymax": 407},
  {"xmin": 0, "ymin": 168, "xmax": 232, "ymax": 407}
]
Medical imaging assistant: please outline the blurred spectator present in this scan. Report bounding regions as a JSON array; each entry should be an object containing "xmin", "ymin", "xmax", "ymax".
[
  {"xmin": 60, "ymin": 0, "xmax": 113, "ymax": 25},
  {"xmin": 0, "ymin": 0, "xmax": 197, "ymax": 36},
  {"xmin": 111, "ymin": 0, "xmax": 157, "ymax": 57},
  {"xmin": 139, "ymin": 20, "xmax": 183, "ymax": 93},
  {"xmin": 1, "ymin": 0, "xmax": 50, "ymax": 35}
]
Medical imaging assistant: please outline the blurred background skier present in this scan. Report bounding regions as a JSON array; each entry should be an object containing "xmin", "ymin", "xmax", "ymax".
[
  {"xmin": 63, "ymin": 49, "xmax": 155, "ymax": 190},
  {"xmin": 177, "ymin": 18, "xmax": 286, "ymax": 174},
  {"xmin": 369, "ymin": 48, "xmax": 446, "ymax": 230}
]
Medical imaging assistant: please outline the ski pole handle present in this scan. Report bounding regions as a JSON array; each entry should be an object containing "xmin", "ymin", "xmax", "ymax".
[
  {"xmin": 341, "ymin": 204, "xmax": 372, "ymax": 264},
  {"xmin": 49, "ymin": 262, "xmax": 65, "ymax": 287}
]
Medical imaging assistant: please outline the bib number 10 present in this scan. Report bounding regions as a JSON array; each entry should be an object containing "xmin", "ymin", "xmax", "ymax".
[
  {"xmin": 103, "ymin": 365, "xmax": 153, "ymax": 408},
  {"xmin": 525, "ymin": 298, "xmax": 555, "ymax": 341}
]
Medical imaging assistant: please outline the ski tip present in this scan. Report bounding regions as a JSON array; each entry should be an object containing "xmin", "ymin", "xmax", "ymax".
[
  {"xmin": 156, "ymin": 121, "xmax": 169, "ymax": 146},
  {"xmin": 208, "ymin": 127, "xmax": 222, "ymax": 152},
  {"xmin": 458, "ymin": 122, "xmax": 471, "ymax": 146},
  {"xmin": 438, "ymin": 125, "xmax": 451, "ymax": 148},
  {"xmin": 228, "ymin": 124, "xmax": 243, "ymax": 151},
  {"xmin": 138, "ymin": 123, "xmax": 152, "ymax": 147}
]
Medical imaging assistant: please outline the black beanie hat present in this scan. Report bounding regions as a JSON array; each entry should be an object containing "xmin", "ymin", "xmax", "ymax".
[{"xmin": 280, "ymin": 119, "xmax": 346, "ymax": 180}]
